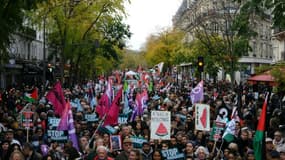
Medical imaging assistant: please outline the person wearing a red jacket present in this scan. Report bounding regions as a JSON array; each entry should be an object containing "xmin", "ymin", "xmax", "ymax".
[{"xmin": 94, "ymin": 145, "xmax": 113, "ymax": 160}]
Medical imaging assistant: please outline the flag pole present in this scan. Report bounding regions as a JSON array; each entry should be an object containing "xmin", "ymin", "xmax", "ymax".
[{"xmin": 88, "ymin": 113, "xmax": 107, "ymax": 147}]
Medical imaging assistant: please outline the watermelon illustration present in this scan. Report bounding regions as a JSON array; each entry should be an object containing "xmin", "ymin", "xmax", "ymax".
[{"xmin": 155, "ymin": 123, "xmax": 168, "ymax": 136}]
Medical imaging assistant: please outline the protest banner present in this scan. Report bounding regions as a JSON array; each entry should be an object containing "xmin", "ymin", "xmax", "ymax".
[
  {"xmin": 47, "ymin": 117, "xmax": 68, "ymax": 142},
  {"xmin": 195, "ymin": 103, "xmax": 210, "ymax": 131},
  {"xmin": 130, "ymin": 136, "xmax": 147, "ymax": 148},
  {"xmin": 47, "ymin": 130, "xmax": 68, "ymax": 142},
  {"xmin": 85, "ymin": 114, "xmax": 98, "ymax": 122},
  {"xmin": 150, "ymin": 111, "xmax": 171, "ymax": 140},
  {"xmin": 118, "ymin": 114, "xmax": 129, "ymax": 124},
  {"xmin": 161, "ymin": 148, "xmax": 184, "ymax": 160}
]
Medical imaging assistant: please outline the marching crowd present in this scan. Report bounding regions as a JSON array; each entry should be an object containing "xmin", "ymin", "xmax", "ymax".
[{"xmin": 0, "ymin": 71, "xmax": 285, "ymax": 160}]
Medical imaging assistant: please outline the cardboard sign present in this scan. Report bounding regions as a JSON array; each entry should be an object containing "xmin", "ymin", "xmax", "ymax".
[
  {"xmin": 85, "ymin": 114, "xmax": 98, "ymax": 122},
  {"xmin": 22, "ymin": 111, "xmax": 34, "ymax": 128},
  {"xmin": 195, "ymin": 104, "xmax": 210, "ymax": 131},
  {"xmin": 161, "ymin": 148, "xmax": 185, "ymax": 160},
  {"xmin": 150, "ymin": 111, "xmax": 171, "ymax": 140}
]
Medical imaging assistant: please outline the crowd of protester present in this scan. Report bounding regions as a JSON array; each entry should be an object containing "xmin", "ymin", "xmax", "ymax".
[{"xmin": 0, "ymin": 71, "xmax": 285, "ymax": 160}]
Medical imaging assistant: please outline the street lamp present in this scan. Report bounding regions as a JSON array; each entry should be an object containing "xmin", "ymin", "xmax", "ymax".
[{"xmin": 43, "ymin": 15, "xmax": 47, "ymax": 92}]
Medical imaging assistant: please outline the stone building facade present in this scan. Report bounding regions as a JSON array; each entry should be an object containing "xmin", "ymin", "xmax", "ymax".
[
  {"xmin": 0, "ymin": 26, "xmax": 47, "ymax": 89},
  {"xmin": 173, "ymin": 0, "xmax": 273, "ymax": 82}
]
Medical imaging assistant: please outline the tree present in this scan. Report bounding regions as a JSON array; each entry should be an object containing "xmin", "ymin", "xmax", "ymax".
[
  {"xmin": 0, "ymin": 0, "xmax": 45, "ymax": 65},
  {"xmin": 119, "ymin": 50, "xmax": 147, "ymax": 70},
  {"xmin": 237, "ymin": 0, "xmax": 285, "ymax": 29},
  {"xmin": 143, "ymin": 28, "xmax": 187, "ymax": 70},
  {"xmin": 31, "ymin": 0, "xmax": 130, "ymax": 83},
  {"xmin": 179, "ymin": 0, "xmax": 255, "ymax": 86}
]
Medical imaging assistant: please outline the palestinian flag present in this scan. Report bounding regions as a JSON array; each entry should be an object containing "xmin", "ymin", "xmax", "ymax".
[
  {"xmin": 253, "ymin": 93, "xmax": 268, "ymax": 160},
  {"xmin": 24, "ymin": 88, "xmax": 38, "ymax": 103}
]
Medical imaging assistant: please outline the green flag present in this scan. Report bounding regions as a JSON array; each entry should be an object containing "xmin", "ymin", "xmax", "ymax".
[{"xmin": 253, "ymin": 94, "xmax": 268, "ymax": 160}]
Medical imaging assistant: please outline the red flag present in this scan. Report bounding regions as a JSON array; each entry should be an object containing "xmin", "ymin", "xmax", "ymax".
[
  {"xmin": 254, "ymin": 93, "xmax": 268, "ymax": 160},
  {"xmin": 46, "ymin": 81, "xmax": 66, "ymax": 117},
  {"xmin": 31, "ymin": 88, "xmax": 38, "ymax": 100},
  {"xmin": 96, "ymin": 94, "xmax": 109, "ymax": 118},
  {"xmin": 96, "ymin": 78, "xmax": 113, "ymax": 118},
  {"xmin": 103, "ymin": 86, "xmax": 123, "ymax": 126}
]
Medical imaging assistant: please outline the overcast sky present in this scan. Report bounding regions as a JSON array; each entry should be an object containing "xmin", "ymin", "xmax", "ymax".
[{"xmin": 124, "ymin": 0, "xmax": 183, "ymax": 51}]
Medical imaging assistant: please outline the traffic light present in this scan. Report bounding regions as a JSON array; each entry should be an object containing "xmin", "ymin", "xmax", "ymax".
[{"xmin": 197, "ymin": 56, "xmax": 204, "ymax": 72}]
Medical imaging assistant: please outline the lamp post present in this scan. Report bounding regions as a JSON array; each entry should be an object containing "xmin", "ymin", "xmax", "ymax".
[{"xmin": 43, "ymin": 15, "xmax": 47, "ymax": 93}]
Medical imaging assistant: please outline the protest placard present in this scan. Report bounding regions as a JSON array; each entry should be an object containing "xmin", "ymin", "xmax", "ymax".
[
  {"xmin": 47, "ymin": 117, "xmax": 68, "ymax": 142},
  {"xmin": 110, "ymin": 135, "xmax": 122, "ymax": 151},
  {"xmin": 150, "ymin": 111, "xmax": 171, "ymax": 140},
  {"xmin": 22, "ymin": 111, "xmax": 34, "ymax": 128},
  {"xmin": 85, "ymin": 114, "xmax": 98, "ymax": 122},
  {"xmin": 195, "ymin": 103, "xmax": 210, "ymax": 131},
  {"xmin": 161, "ymin": 148, "xmax": 184, "ymax": 160},
  {"xmin": 130, "ymin": 136, "xmax": 147, "ymax": 148}
]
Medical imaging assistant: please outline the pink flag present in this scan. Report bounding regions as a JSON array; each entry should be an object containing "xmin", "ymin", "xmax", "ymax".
[
  {"xmin": 103, "ymin": 86, "xmax": 123, "ymax": 126},
  {"xmin": 46, "ymin": 81, "xmax": 66, "ymax": 117},
  {"xmin": 57, "ymin": 101, "xmax": 70, "ymax": 131},
  {"xmin": 131, "ymin": 89, "xmax": 148, "ymax": 121}
]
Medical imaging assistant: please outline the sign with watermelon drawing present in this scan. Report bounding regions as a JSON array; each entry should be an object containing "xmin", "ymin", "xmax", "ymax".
[
  {"xmin": 195, "ymin": 103, "xmax": 210, "ymax": 131},
  {"xmin": 150, "ymin": 111, "xmax": 171, "ymax": 140}
]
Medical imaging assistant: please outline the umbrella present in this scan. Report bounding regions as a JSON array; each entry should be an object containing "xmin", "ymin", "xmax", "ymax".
[{"xmin": 125, "ymin": 70, "xmax": 137, "ymax": 75}]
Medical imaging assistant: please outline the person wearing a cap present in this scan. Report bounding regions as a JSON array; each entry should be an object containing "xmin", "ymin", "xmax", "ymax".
[
  {"xmin": 115, "ymin": 138, "xmax": 133, "ymax": 160},
  {"xmin": 266, "ymin": 137, "xmax": 278, "ymax": 159},
  {"xmin": 5, "ymin": 129, "xmax": 21, "ymax": 146}
]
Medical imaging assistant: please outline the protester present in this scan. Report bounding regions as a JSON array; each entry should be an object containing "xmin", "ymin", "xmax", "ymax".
[
  {"xmin": 9, "ymin": 150, "xmax": 25, "ymax": 160},
  {"xmin": 22, "ymin": 142, "xmax": 43, "ymax": 160},
  {"xmin": 1, "ymin": 69, "xmax": 284, "ymax": 160},
  {"xmin": 94, "ymin": 145, "xmax": 113, "ymax": 160}
]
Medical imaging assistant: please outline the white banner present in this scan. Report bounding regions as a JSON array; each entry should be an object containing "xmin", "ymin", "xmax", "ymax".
[
  {"xmin": 150, "ymin": 111, "xmax": 171, "ymax": 140},
  {"xmin": 195, "ymin": 104, "xmax": 210, "ymax": 131}
]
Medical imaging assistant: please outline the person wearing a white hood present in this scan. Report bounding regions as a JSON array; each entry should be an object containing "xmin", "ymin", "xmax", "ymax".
[{"xmin": 273, "ymin": 131, "xmax": 285, "ymax": 152}]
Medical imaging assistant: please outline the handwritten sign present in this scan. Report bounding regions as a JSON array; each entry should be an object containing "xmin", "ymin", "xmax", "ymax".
[{"xmin": 150, "ymin": 111, "xmax": 171, "ymax": 140}]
